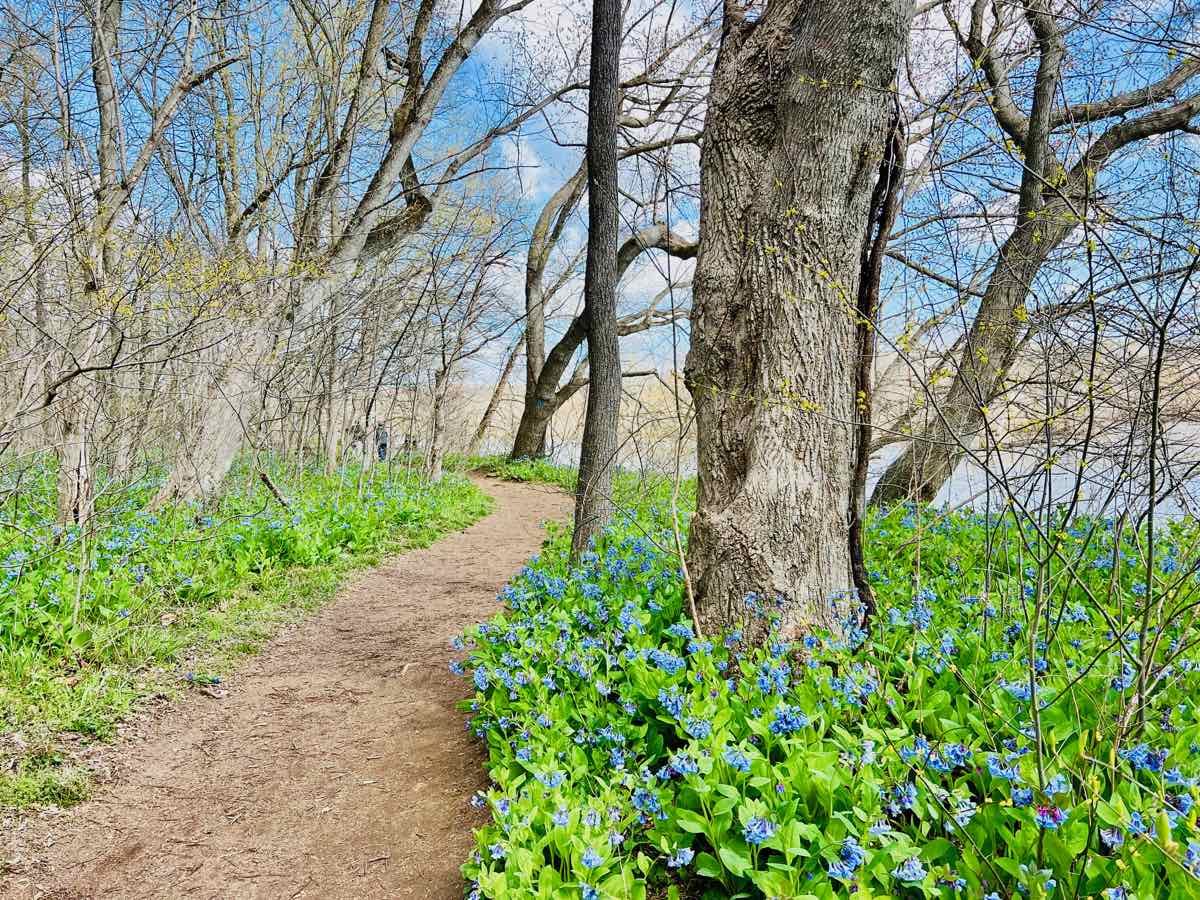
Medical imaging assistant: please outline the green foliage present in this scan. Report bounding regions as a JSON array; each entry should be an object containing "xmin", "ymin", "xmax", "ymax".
[
  {"xmin": 469, "ymin": 455, "xmax": 581, "ymax": 493},
  {"xmin": 465, "ymin": 455, "xmax": 695, "ymax": 514},
  {"xmin": 0, "ymin": 458, "xmax": 490, "ymax": 807},
  {"xmin": 455, "ymin": 497, "xmax": 1200, "ymax": 899}
]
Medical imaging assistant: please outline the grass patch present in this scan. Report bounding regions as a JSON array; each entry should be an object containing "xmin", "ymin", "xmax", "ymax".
[
  {"xmin": 464, "ymin": 455, "xmax": 695, "ymax": 514},
  {"xmin": 0, "ymin": 754, "xmax": 91, "ymax": 808},
  {"xmin": 1, "ymin": 460, "xmax": 491, "ymax": 809}
]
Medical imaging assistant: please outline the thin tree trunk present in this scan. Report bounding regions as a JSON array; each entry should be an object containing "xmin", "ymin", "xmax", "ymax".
[
  {"xmin": 56, "ymin": 391, "xmax": 94, "ymax": 525},
  {"xmin": 426, "ymin": 367, "xmax": 449, "ymax": 481},
  {"xmin": 570, "ymin": 0, "xmax": 623, "ymax": 558},
  {"xmin": 683, "ymin": 0, "xmax": 913, "ymax": 640},
  {"xmin": 849, "ymin": 101, "xmax": 905, "ymax": 621},
  {"xmin": 469, "ymin": 334, "xmax": 523, "ymax": 456},
  {"xmin": 323, "ymin": 310, "xmax": 340, "ymax": 475}
]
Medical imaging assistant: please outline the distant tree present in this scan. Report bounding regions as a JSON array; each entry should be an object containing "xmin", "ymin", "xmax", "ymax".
[
  {"xmin": 506, "ymin": 4, "xmax": 712, "ymax": 461},
  {"xmin": 870, "ymin": 0, "xmax": 1200, "ymax": 507}
]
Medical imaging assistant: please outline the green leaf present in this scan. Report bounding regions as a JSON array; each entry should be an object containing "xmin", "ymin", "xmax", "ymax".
[
  {"xmin": 694, "ymin": 851, "xmax": 723, "ymax": 878},
  {"xmin": 719, "ymin": 845, "xmax": 752, "ymax": 877}
]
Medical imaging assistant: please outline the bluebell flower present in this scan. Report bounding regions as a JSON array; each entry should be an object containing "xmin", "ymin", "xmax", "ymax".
[
  {"xmin": 769, "ymin": 704, "xmax": 808, "ymax": 735},
  {"xmin": 1001, "ymin": 680, "xmax": 1032, "ymax": 702},
  {"xmin": 668, "ymin": 752, "xmax": 698, "ymax": 777},
  {"xmin": 887, "ymin": 781, "xmax": 918, "ymax": 814},
  {"xmin": 666, "ymin": 847, "xmax": 694, "ymax": 868},
  {"xmin": 1034, "ymin": 805, "xmax": 1066, "ymax": 829},
  {"xmin": 987, "ymin": 754, "xmax": 1022, "ymax": 782},
  {"xmin": 1119, "ymin": 743, "xmax": 1168, "ymax": 773},
  {"xmin": 657, "ymin": 686, "xmax": 685, "ymax": 719},
  {"xmin": 632, "ymin": 788, "xmax": 661, "ymax": 814},
  {"xmin": 839, "ymin": 836, "xmax": 866, "ymax": 871},
  {"xmin": 723, "ymin": 747, "xmax": 751, "ymax": 773},
  {"xmin": 1045, "ymin": 773, "xmax": 1071, "ymax": 796},
  {"xmin": 581, "ymin": 847, "xmax": 604, "ymax": 869},
  {"xmin": 1187, "ymin": 841, "xmax": 1200, "ymax": 876},
  {"xmin": 1128, "ymin": 811, "xmax": 1148, "ymax": 835},
  {"xmin": 742, "ymin": 816, "xmax": 776, "ymax": 845},
  {"xmin": 1111, "ymin": 662, "xmax": 1136, "ymax": 692},
  {"xmin": 827, "ymin": 860, "xmax": 857, "ymax": 881},
  {"xmin": 861, "ymin": 740, "xmax": 877, "ymax": 766},
  {"xmin": 892, "ymin": 857, "xmax": 927, "ymax": 883}
]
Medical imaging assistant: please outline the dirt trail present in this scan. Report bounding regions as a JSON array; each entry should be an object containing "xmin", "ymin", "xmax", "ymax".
[{"xmin": 3, "ymin": 477, "xmax": 570, "ymax": 900}]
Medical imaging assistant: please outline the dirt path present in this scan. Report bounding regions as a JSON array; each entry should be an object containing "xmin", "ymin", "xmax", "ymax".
[{"xmin": 2, "ymin": 477, "xmax": 570, "ymax": 900}]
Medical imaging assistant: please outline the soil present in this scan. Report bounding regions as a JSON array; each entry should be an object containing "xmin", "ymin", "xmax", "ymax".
[{"xmin": 2, "ymin": 477, "xmax": 571, "ymax": 900}]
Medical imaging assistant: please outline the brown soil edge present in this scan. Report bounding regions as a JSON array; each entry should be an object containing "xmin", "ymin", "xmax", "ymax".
[{"xmin": 1, "ymin": 476, "xmax": 572, "ymax": 900}]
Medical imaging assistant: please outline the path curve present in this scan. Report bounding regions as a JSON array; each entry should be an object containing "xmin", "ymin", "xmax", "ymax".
[{"xmin": 2, "ymin": 477, "xmax": 570, "ymax": 900}]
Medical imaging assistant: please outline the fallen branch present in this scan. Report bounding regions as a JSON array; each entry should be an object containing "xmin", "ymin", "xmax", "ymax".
[{"xmin": 258, "ymin": 471, "xmax": 292, "ymax": 509}]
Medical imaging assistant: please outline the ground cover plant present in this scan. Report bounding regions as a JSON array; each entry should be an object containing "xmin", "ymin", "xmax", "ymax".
[
  {"xmin": 455, "ymin": 464, "xmax": 1200, "ymax": 898},
  {"xmin": 0, "ymin": 457, "xmax": 489, "ymax": 806}
]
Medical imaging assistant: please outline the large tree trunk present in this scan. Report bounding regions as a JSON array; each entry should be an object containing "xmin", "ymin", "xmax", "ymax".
[
  {"xmin": 151, "ymin": 326, "xmax": 270, "ymax": 507},
  {"xmin": 570, "ymin": 0, "xmax": 623, "ymax": 558},
  {"xmin": 683, "ymin": 0, "xmax": 913, "ymax": 639}
]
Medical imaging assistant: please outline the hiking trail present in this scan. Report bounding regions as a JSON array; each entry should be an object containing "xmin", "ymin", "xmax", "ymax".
[{"xmin": 3, "ymin": 477, "xmax": 571, "ymax": 900}]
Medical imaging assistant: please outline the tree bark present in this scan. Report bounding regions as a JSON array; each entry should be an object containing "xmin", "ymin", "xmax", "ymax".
[
  {"xmin": 570, "ymin": 0, "xmax": 623, "ymax": 558},
  {"xmin": 683, "ymin": 0, "xmax": 913, "ymax": 639},
  {"xmin": 425, "ymin": 367, "xmax": 449, "ymax": 481},
  {"xmin": 468, "ymin": 335, "xmax": 523, "ymax": 456},
  {"xmin": 849, "ymin": 100, "xmax": 905, "ymax": 622}
]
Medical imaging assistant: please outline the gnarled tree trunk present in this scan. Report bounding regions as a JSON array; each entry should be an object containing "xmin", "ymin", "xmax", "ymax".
[{"xmin": 684, "ymin": 0, "xmax": 913, "ymax": 639}]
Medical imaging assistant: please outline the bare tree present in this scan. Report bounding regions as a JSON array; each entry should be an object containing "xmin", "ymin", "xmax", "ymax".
[
  {"xmin": 871, "ymin": 0, "xmax": 1200, "ymax": 506},
  {"xmin": 507, "ymin": 8, "xmax": 712, "ymax": 458}
]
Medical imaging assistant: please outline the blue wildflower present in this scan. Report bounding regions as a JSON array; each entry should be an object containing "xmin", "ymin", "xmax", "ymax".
[{"xmin": 742, "ymin": 816, "xmax": 776, "ymax": 845}]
